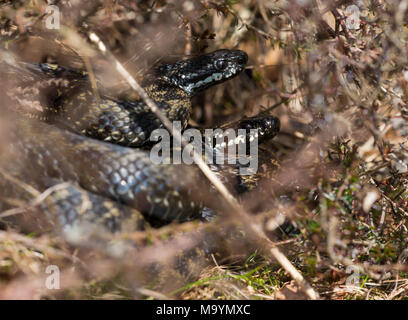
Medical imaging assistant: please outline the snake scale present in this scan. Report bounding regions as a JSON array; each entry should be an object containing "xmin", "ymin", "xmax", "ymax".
[{"xmin": 0, "ymin": 48, "xmax": 280, "ymax": 235}]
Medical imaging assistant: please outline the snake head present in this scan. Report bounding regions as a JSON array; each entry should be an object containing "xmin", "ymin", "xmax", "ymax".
[
  {"xmin": 157, "ymin": 49, "xmax": 248, "ymax": 96},
  {"xmin": 238, "ymin": 115, "xmax": 280, "ymax": 143}
]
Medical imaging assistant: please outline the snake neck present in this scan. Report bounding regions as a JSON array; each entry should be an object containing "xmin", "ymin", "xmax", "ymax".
[{"xmin": 142, "ymin": 78, "xmax": 192, "ymax": 123}]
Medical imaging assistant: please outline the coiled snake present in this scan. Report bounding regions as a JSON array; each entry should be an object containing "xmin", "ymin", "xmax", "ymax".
[{"xmin": 0, "ymin": 49, "xmax": 280, "ymax": 234}]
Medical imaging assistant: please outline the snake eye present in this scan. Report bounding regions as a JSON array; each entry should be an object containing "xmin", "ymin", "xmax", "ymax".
[{"xmin": 214, "ymin": 59, "xmax": 227, "ymax": 70}]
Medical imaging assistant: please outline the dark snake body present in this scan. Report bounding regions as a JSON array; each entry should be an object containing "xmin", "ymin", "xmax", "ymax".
[{"xmin": 0, "ymin": 49, "xmax": 280, "ymax": 234}]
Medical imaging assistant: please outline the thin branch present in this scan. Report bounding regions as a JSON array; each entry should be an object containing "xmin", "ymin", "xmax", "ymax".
[{"xmin": 85, "ymin": 31, "xmax": 320, "ymax": 300}]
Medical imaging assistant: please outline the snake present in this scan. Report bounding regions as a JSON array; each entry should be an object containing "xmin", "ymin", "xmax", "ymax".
[{"xmin": 0, "ymin": 48, "xmax": 280, "ymax": 235}]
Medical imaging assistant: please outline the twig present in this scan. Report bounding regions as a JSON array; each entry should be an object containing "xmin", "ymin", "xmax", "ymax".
[
  {"xmin": 86, "ymin": 32, "xmax": 320, "ymax": 299},
  {"xmin": 0, "ymin": 182, "xmax": 72, "ymax": 219},
  {"xmin": 0, "ymin": 168, "xmax": 40, "ymax": 198}
]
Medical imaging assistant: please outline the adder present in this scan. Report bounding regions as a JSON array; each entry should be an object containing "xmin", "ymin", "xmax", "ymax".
[{"xmin": 0, "ymin": 49, "xmax": 280, "ymax": 234}]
